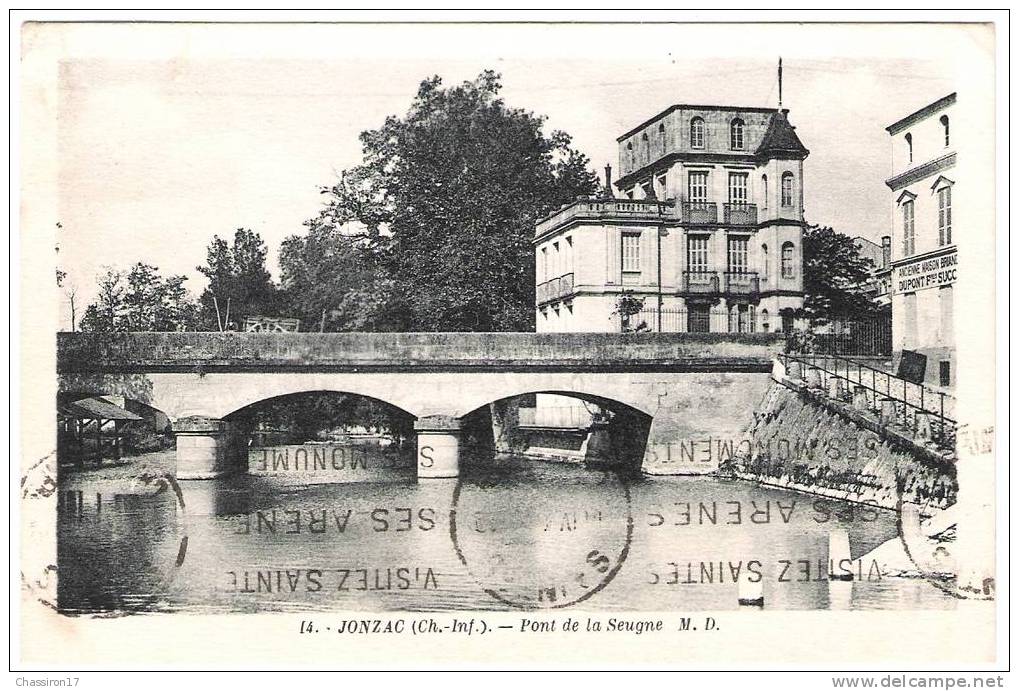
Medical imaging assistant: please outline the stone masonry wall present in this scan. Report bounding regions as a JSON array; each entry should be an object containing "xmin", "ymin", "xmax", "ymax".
[{"xmin": 724, "ymin": 382, "xmax": 956, "ymax": 511}]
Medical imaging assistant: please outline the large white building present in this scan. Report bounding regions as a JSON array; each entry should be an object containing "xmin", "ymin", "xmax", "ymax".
[
  {"xmin": 884, "ymin": 93, "xmax": 958, "ymax": 388},
  {"xmin": 534, "ymin": 103, "xmax": 808, "ymax": 335}
]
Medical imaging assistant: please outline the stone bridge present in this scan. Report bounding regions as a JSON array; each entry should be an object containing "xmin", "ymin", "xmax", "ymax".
[{"xmin": 57, "ymin": 332, "xmax": 783, "ymax": 479}]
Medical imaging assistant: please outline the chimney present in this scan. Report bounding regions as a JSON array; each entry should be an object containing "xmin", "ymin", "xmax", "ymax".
[
  {"xmin": 603, "ymin": 164, "xmax": 614, "ymax": 199},
  {"xmin": 881, "ymin": 235, "xmax": 891, "ymax": 269}
]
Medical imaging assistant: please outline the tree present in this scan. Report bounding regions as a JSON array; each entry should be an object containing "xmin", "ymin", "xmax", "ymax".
[
  {"xmin": 78, "ymin": 268, "xmax": 127, "ymax": 333},
  {"xmin": 196, "ymin": 228, "xmax": 279, "ymax": 330},
  {"xmin": 56, "ymin": 222, "xmax": 79, "ymax": 331},
  {"xmin": 801, "ymin": 224, "xmax": 882, "ymax": 322},
  {"xmin": 305, "ymin": 70, "xmax": 599, "ymax": 331},
  {"xmin": 79, "ymin": 263, "xmax": 197, "ymax": 332},
  {"xmin": 278, "ymin": 222, "xmax": 413, "ymax": 332},
  {"xmin": 612, "ymin": 290, "xmax": 649, "ymax": 333}
]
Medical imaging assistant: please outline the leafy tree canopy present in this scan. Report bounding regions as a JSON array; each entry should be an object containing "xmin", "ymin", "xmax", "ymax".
[
  {"xmin": 79, "ymin": 263, "xmax": 197, "ymax": 333},
  {"xmin": 196, "ymin": 228, "xmax": 280, "ymax": 330},
  {"xmin": 801, "ymin": 224, "xmax": 883, "ymax": 322},
  {"xmin": 301, "ymin": 70, "xmax": 599, "ymax": 331}
]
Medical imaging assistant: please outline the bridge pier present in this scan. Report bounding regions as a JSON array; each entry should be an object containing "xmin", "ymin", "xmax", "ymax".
[
  {"xmin": 172, "ymin": 416, "xmax": 241, "ymax": 480},
  {"xmin": 414, "ymin": 415, "xmax": 462, "ymax": 479}
]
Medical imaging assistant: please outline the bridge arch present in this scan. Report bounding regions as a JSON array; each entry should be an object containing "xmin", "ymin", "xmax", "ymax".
[
  {"xmin": 218, "ymin": 388, "xmax": 418, "ymax": 423},
  {"xmin": 458, "ymin": 387, "xmax": 655, "ymax": 420}
]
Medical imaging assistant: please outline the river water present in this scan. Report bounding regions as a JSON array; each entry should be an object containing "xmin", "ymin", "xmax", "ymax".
[{"xmin": 57, "ymin": 451, "xmax": 956, "ymax": 614}]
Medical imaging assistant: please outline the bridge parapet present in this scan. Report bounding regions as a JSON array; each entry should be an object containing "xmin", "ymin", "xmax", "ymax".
[{"xmin": 57, "ymin": 332, "xmax": 784, "ymax": 373}]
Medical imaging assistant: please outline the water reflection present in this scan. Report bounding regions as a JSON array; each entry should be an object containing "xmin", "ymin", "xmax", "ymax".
[{"xmin": 57, "ymin": 454, "xmax": 956, "ymax": 614}]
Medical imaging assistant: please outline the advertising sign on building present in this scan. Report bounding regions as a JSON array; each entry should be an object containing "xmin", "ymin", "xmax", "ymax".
[{"xmin": 894, "ymin": 249, "xmax": 958, "ymax": 293}]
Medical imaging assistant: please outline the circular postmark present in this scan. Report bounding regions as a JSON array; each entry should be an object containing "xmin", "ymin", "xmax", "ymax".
[
  {"xmin": 449, "ymin": 458, "xmax": 633, "ymax": 610},
  {"xmin": 22, "ymin": 452, "xmax": 191, "ymax": 616},
  {"xmin": 894, "ymin": 475, "xmax": 994, "ymax": 602}
]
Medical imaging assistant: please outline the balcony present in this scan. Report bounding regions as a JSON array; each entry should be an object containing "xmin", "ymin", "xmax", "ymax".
[
  {"xmin": 723, "ymin": 202, "xmax": 758, "ymax": 225},
  {"xmin": 536, "ymin": 272, "xmax": 575, "ymax": 305},
  {"xmin": 681, "ymin": 201, "xmax": 718, "ymax": 225},
  {"xmin": 725, "ymin": 271, "xmax": 760, "ymax": 296},
  {"xmin": 535, "ymin": 198, "xmax": 674, "ymax": 237},
  {"xmin": 682, "ymin": 270, "xmax": 719, "ymax": 294}
]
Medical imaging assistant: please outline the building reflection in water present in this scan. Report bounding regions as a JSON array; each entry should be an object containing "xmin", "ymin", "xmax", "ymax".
[{"xmin": 57, "ymin": 454, "xmax": 957, "ymax": 615}]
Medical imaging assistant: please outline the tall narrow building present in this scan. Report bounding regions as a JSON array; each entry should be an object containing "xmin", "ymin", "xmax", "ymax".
[
  {"xmin": 884, "ymin": 93, "xmax": 958, "ymax": 388},
  {"xmin": 534, "ymin": 103, "xmax": 808, "ymax": 334}
]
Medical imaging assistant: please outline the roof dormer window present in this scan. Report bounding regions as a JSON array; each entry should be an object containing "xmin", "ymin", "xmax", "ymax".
[
  {"xmin": 730, "ymin": 118, "xmax": 745, "ymax": 151},
  {"xmin": 690, "ymin": 117, "xmax": 705, "ymax": 149}
]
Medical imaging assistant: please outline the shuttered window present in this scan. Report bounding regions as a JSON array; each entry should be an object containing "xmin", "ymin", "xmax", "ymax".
[
  {"xmin": 938, "ymin": 187, "xmax": 952, "ymax": 246},
  {"xmin": 622, "ymin": 232, "xmax": 641, "ymax": 273},
  {"xmin": 687, "ymin": 236, "xmax": 709, "ymax": 273},
  {"xmin": 728, "ymin": 237, "xmax": 749, "ymax": 273}
]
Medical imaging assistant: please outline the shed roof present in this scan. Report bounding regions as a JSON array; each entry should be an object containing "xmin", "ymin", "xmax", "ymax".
[{"xmin": 60, "ymin": 397, "xmax": 142, "ymax": 421}]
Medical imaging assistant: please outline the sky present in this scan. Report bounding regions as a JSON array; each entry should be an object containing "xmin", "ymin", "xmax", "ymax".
[{"xmin": 40, "ymin": 22, "xmax": 991, "ymax": 322}]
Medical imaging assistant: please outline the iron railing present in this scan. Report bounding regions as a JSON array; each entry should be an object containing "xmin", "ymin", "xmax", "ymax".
[
  {"xmin": 777, "ymin": 352, "xmax": 956, "ymax": 446},
  {"xmin": 724, "ymin": 202, "xmax": 758, "ymax": 225},
  {"xmin": 681, "ymin": 201, "xmax": 718, "ymax": 224},
  {"xmin": 616, "ymin": 307, "xmax": 735, "ymax": 334},
  {"xmin": 725, "ymin": 271, "xmax": 760, "ymax": 295},
  {"xmin": 682, "ymin": 270, "xmax": 719, "ymax": 294},
  {"xmin": 797, "ymin": 318, "xmax": 893, "ymax": 357}
]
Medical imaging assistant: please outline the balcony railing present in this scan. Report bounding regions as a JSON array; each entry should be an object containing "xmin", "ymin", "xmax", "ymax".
[
  {"xmin": 681, "ymin": 201, "xmax": 718, "ymax": 225},
  {"xmin": 725, "ymin": 271, "xmax": 760, "ymax": 295},
  {"xmin": 723, "ymin": 202, "xmax": 758, "ymax": 225},
  {"xmin": 682, "ymin": 270, "xmax": 719, "ymax": 294},
  {"xmin": 535, "ymin": 198, "xmax": 674, "ymax": 237},
  {"xmin": 536, "ymin": 272, "xmax": 575, "ymax": 305}
]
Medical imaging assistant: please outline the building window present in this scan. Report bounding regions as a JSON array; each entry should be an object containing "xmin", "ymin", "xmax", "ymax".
[
  {"xmin": 781, "ymin": 241, "xmax": 795, "ymax": 279},
  {"xmin": 938, "ymin": 186, "xmax": 952, "ymax": 246},
  {"xmin": 642, "ymin": 132, "xmax": 649, "ymax": 161},
  {"xmin": 902, "ymin": 292, "xmax": 918, "ymax": 349},
  {"xmin": 762, "ymin": 174, "xmax": 768, "ymax": 209},
  {"xmin": 688, "ymin": 171, "xmax": 709, "ymax": 203},
  {"xmin": 939, "ymin": 284, "xmax": 954, "ymax": 346},
  {"xmin": 902, "ymin": 200, "xmax": 915, "ymax": 255},
  {"xmin": 658, "ymin": 123, "xmax": 667, "ymax": 153},
  {"xmin": 761, "ymin": 243, "xmax": 769, "ymax": 280},
  {"xmin": 905, "ymin": 133, "xmax": 913, "ymax": 163},
  {"xmin": 540, "ymin": 246, "xmax": 548, "ymax": 282},
  {"xmin": 730, "ymin": 118, "xmax": 745, "ymax": 150},
  {"xmin": 626, "ymin": 142, "xmax": 634, "ymax": 169},
  {"xmin": 655, "ymin": 174, "xmax": 667, "ymax": 199},
  {"xmin": 940, "ymin": 115, "xmax": 950, "ymax": 147},
  {"xmin": 781, "ymin": 172, "xmax": 794, "ymax": 207},
  {"xmin": 690, "ymin": 117, "xmax": 705, "ymax": 149},
  {"xmin": 687, "ymin": 235, "xmax": 709, "ymax": 273},
  {"xmin": 728, "ymin": 172, "xmax": 749, "ymax": 205},
  {"xmin": 727, "ymin": 236, "xmax": 749, "ymax": 274},
  {"xmin": 728, "ymin": 303, "xmax": 755, "ymax": 333},
  {"xmin": 622, "ymin": 232, "xmax": 641, "ymax": 273},
  {"xmin": 760, "ymin": 308, "xmax": 770, "ymax": 332}
]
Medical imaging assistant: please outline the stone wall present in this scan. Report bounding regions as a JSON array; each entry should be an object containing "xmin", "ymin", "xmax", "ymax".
[
  {"xmin": 725, "ymin": 382, "xmax": 956, "ymax": 511},
  {"xmin": 57, "ymin": 331, "xmax": 782, "ymax": 373}
]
